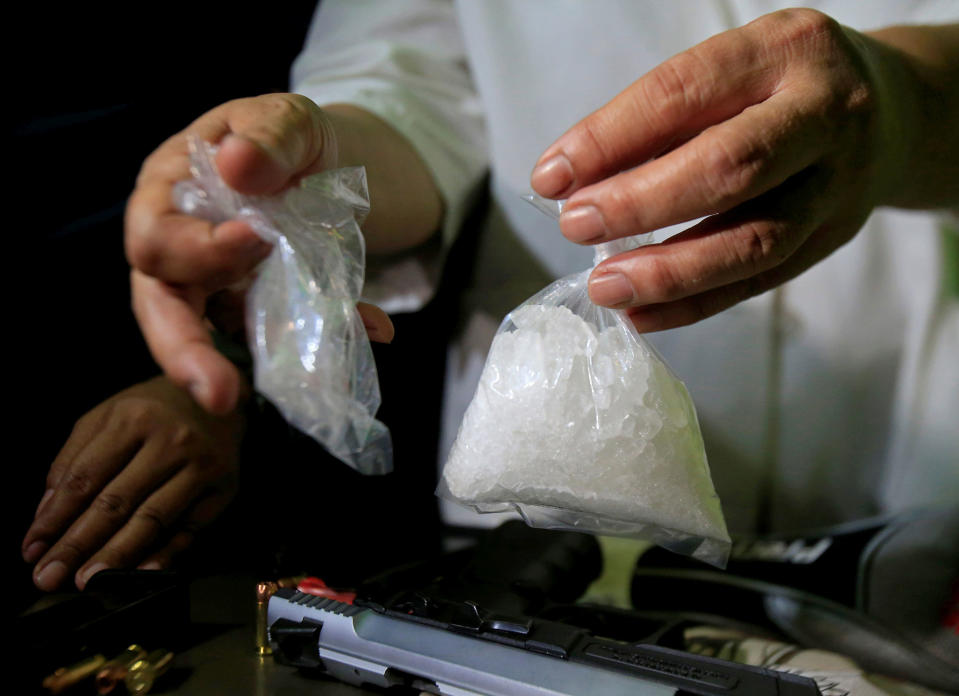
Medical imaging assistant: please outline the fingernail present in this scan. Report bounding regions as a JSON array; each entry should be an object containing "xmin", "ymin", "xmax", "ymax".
[
  {"xmin": 35, "ymin": 560, "xmax": 67, "ymax": 591},
  {"xmin": 23, "ymin": 540, "xmax": 48, "ymax": 564},
  {"xmin": 531, "ymin": 154, "xmax": 573, "ymax": 197},
  {"xmin": 34, "ymin": 489, "xmax": 54, "ymax": 517},
  {"xmin": 187, "ymin": 379, "xmax": 209, "ymax": 406},
  {"xmin": 77, "ymin": 562, "xmax": 109, "ymax": 590},
  {"xmin": 589, "ymin": 272, "xmax": 636, "ymax": 307},
  {"xmin": 139, "ymin": 561, "xmax": 162, "ymax": 571},
  {"xmin": 560, "ymin": 205, "xmax": 607, "ymax": 244}
]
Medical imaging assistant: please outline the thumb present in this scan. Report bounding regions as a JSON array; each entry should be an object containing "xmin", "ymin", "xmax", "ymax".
[{"xmin": 215, "ymin": 94, "xmax": 337, "ymax": 196}]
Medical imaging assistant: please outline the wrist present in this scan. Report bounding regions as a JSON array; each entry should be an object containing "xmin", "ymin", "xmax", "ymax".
[
  {"xmin": 846, "ymin": 28, "xmax": 922, "ymax": 209},
  {"xmin": 864, "ymin": 25, "xmax": 959, "ymax": 209},
  {"xmin": 320, "ymin": 103, "xmax": 443, "ymax": 254}
]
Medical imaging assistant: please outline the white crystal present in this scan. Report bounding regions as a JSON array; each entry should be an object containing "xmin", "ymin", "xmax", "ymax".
[{"xmin": 442, "ymin": 304, "xmax": 728, "ymax": 551}]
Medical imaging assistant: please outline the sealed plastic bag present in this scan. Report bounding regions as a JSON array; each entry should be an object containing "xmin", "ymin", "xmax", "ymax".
[
  {"xmin": 438, "ymin": 195, "xmax": 729, "ymax": 566},
  {"xmin": 173, "ymin": 136, "xmax": 391, "ymax": 475}
]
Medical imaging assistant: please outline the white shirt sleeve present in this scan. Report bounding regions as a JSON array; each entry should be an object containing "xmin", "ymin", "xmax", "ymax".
[{"xmin": 292, "ymin": 0, "xmax": 488, "ymax": 313}]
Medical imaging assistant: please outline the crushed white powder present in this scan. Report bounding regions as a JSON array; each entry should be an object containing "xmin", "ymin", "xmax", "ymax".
[{"xmin": 441, "ymin": 304, "xmax": 729, "ymax": 556}]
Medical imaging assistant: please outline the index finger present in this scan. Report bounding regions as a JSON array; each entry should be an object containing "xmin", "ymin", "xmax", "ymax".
[
  {"xmin": 22, "ymin": 416, "xmax": 141, "ymax": 563},
  {"xmin": 131, "ymin": 270, "xmax": 240, "ymax": 414}
]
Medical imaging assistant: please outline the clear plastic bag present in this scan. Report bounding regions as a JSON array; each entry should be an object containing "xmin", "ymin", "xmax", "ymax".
[
  {"xmin": 438, "ymin": 195, "xmax": 729, "ymax": 566},
  {"xmin": 173, "ymin": 136, "xmax": 391, "ymax": 475}
]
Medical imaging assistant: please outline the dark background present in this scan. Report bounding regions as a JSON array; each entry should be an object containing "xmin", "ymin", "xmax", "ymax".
[{"xmin": 11, "ymin": 1, "xmax": 456, "ymax": 612}]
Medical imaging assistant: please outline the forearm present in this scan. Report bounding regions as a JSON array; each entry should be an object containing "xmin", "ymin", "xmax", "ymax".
[
  {"xmin": 323, "ymin": 104, "xmax": 443, "ymax": 254},
  {"xmin": 866, "ymin": 23, "xmax": 959, "ymax": 209}
]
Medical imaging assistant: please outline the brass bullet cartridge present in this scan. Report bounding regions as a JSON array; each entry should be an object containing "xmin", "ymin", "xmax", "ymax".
[
  {"xmin": 256, "ymin": 581, "xmax": 279, "ymax": 656},
  {"xmin": 43, "ymin": 654, "xmax": 106, "ymax": 694},
  {"xmin": 123, "ymin": 649, "xmax": 173, "ymax": 696},
  {"xmin": 95, "ymin": 644, "xmax": 147, "ymax": 694}
]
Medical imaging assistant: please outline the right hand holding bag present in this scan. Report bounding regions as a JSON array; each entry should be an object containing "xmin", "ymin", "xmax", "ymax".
[{"xmin": 438, "ymin": 196, "xmax": 730, "ymax": 567}]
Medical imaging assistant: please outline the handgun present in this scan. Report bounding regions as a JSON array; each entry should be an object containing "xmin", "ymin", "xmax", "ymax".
[
  {"xmin": 266, "ymin": 522, "xmax": 822, "ymax": 695},
  {"xmin": 267, "ymin": 587, "xmax": 821, "ymax": 695}
]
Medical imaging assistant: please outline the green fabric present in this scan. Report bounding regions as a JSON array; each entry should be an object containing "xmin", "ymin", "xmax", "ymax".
[
  {"xmin": 941, "ymin": 219, "xmax": 959, "ymax": 299},
  {"xmin": 581, "ymin": 536, "xmax": 651, "ymax": 608}
]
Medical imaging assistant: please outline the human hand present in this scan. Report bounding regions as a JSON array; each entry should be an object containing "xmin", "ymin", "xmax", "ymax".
[
  {"xmin": 22, "ymin": 376, "xmax": 245, "ymax": 591},
  {"xmin": 532, "ymin": 9, "xmax": 912, "ymax": 331},
  {"xmin": 126, "ymin": 94, "xmax": 395, "ymax": 415}
]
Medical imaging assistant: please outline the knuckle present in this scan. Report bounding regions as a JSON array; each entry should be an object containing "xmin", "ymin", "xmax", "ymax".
[
  {"xmin": 56, "ymin": 537, "xmax": 89, "ymax": 562},
  {"xmin": 261, "ymin": 93, "xmax": 316, "ymax": 141},
  {"xmin": 765, "ymin": 8, "xmax": 840, "ymax": 49},
  {"xmin": 62, "ymin": 470, "xmax": 96, "ymax": 498},
  {"xmin": 644, "ymin": 255, "xmax": 687, "ymax": 301},
  {"xmin": 830, "ymin": 78, "xmax": 878, "ymax": 137},
  {"xmin": 842, "ymin": 80, "xmax": 877, "ymax": 120},
  {"xmin": 166, "ymin": 423, "xmax": 204, "ymax": 458},
  {"xmin": 602, "ymin": 180, "xmax": 646, "ymax": 233},
  {"xmin": 268, "ymin": 93, "xmax": 306, "ymax": 122},
  {"xmin": 122, "ymin": 398, "xmax": 160, "ymax": 429},
  {"xmin": 92, "ymin": 492, "xmax": 132, "ymax": 520},
  {"xmin": 813, "ymin": 70, "xmax": 876, "ymax": 129},
  {"xmin": 729, "ymin": 220, "xmax": 791, "ymax": 273},
  {"xmin": 698, "ymin": 136, "xmax": 768, "ymax": 210},
  {"xmin": 232, "ymin": 93, "xmax": 323, "ymax": 171},
  {"xmin": 664, "ymin": 54, "xmax": 708, "ymax": 112},
  {"xmin": 277, "ymin": 92, "xmax": 318, "ymax": 115},
  {"xmin": 576, "ymin": 115, "xmax": 617, "ymax": 173},
  {"xmin": 132, "ymin": 504, "xmax": 171, "ymax": 535},
  {"xmin": 169, "ymin": 422, "xmax": 197, "ymax": 448},
  {"xmin": 643, "ymin": 52, "xmax": 711, "ymax": 128},
  {"xmin": 124, "ymin": 217, "xmax": 164, "ymax": 275}
]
